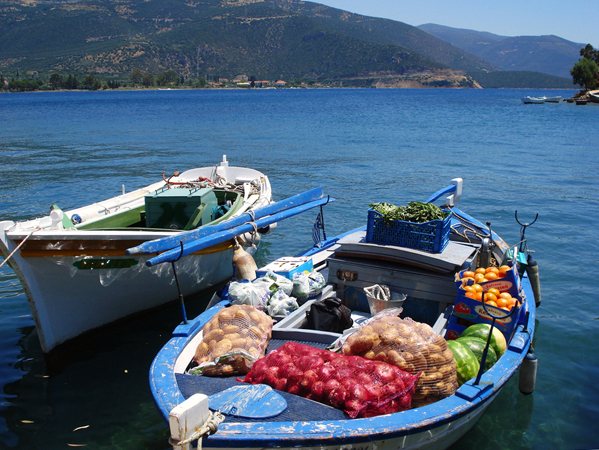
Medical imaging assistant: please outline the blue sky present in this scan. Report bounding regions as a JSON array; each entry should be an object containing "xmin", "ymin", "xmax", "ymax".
[{"xmin": 316, "ymin": 0, "xmax": 598, "ymax": 48}]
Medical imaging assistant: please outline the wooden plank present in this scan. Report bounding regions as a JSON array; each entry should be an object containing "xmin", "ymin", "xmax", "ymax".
[{"xmin": 335, "ymin": 231, "xmax": 478, "ymax": 273}]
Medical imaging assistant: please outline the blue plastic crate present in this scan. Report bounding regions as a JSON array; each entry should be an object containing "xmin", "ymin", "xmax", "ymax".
[{"xmin": 365, "ymin": 209, "xmax": 451, "ymax": 253}]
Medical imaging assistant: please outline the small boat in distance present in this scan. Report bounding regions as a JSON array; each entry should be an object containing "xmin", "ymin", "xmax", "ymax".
[
  {"xmin": 521, "ymin": 96, "xmax": 546, "ymax": 104},
  {"xmin": 0, "ymin": 156, "xmax": 274, "ymax": 356},
  {"xmin": 544, "ymin": 96, "xmax": 562, "ymax": 103},
  {"xmin": 150, "ymin": 178, "xmax": 540, "ymax": 450}
]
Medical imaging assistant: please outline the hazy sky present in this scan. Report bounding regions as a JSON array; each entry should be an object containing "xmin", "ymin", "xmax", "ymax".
[{"xmin": 315, "ymin": 0, "xmax": 598, "ymax": 48}]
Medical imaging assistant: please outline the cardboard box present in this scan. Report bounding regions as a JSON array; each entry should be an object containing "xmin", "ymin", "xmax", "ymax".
[
  {"xmin": 455, "ymin": 260, "xmax": 521, "ymax": 298},
  {"xmin": 448, "ymin": 289, "xmax": 524, "ymax": 338},
  {"xmin": 256, "ymin": 257, "xmax": 314, "ymax": 280}
]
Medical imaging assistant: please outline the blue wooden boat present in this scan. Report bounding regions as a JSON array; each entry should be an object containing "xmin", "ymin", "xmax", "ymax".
[{"xmin": 150, "ymin": 178, "xmax": 539, "ymax": 450}]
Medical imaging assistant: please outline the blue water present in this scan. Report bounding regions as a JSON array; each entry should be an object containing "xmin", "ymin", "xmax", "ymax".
[{"xmin": 1, "ymin": 88, "xmax": 598, "ymax": 449}]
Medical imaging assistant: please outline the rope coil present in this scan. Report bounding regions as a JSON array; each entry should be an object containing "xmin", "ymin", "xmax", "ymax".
[{"xmin": 168, "ymin": 411, "xmax": 225, "ymax": 448}]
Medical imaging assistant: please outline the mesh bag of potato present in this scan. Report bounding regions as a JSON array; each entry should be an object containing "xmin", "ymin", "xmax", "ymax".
[
  {"xmin": 189, "ymin": 304, "xmax": 274, "ymax": 376},
  {"xmin": 341, "ymin": 308, "xmax": 458, "ymax": 407},
  {"xmin": 238, "ymin": 341, "xmax": 419, "ymax": 418}
]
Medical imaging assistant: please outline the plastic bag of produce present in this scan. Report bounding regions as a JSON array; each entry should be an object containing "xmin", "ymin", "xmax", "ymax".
[
  {"xmin": 266, "ymin": 290, "xmax": 299, "ymax": 318},
  {"xmin": 255, "ymin": 270, "xmax": 294, "ymax": 296},
  {"xmin": 292, "ymin": 270, "xmax": 326, "ymax": 303},
  {"xmin": 238, "ymin": 341, "xmax": 419, "ymax": 418},
  {"xmin": 190, "ymin": 304, "xmax": 274, "ymax": 376},
  {"xmin": 340, "ymin": 309, "xmax": 458, "ymax": 408},
  {"xmin": 228, "ymin": 281, "xmax": 270, "ymax": 311}
]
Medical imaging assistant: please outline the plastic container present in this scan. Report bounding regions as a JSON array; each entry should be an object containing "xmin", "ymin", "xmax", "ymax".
[
  {"xmin": 365, "ymin": 209, "xmax": 451, "ymax": 253},
  {"xmin": 366, "ymin": 291, "xmax": 407, "ymax": 315}
]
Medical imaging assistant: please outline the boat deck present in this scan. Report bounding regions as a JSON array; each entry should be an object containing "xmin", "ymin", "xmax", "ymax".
[{"xmin": 177, "ymin": 336, "xmax": 349, "ymax": 423}]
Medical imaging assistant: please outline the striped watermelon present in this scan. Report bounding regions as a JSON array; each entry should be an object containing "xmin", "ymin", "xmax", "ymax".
[
  {"xmin": 456, "ymin": 336, "xmax": 497, "ymax": 371},
  {"xmin": 446, "ymin": 340, "xmax": 480, "ymax": 386},
  {"xmin": 461, "ymin": 323, "xmax": 507, "ymax": 357}
]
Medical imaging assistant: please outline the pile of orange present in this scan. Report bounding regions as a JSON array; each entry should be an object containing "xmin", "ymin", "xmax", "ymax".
[{"xmin": 460, "ymin": 266, "xmax": 518, "ymax": 311}]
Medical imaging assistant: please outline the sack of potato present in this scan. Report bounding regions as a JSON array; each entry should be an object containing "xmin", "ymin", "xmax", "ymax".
[
  {"xmin": 341, "ymin": 309, "xmax": 458, "ymax": 407},
  {"xmin": 190, "ymin": 304, "xmax": 274, "ymax": 376}
]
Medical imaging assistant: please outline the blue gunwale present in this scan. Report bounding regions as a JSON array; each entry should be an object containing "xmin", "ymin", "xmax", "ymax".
[{"xmin": 149, "ymin": 265, "xmax": 535, "ymax": 448}]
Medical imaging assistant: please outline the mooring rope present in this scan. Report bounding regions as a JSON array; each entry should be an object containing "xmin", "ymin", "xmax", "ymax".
[
  {"xmin": 0, "ymin": 226, "xmax": 41, "ymax": 270},
  {"xmin": 168, "ymin": 411, "xmax": 225, "ymax": 449}
]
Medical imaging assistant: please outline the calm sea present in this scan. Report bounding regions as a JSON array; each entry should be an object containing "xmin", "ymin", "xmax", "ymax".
[{"xmin": 1, "ymin": 88, "xmax": 598, "ymax": 450}]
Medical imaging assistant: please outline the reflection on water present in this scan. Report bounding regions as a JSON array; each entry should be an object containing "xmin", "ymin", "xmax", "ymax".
[{"xmin": 1, "ymin": 88, "xmax": 598, "ymax": 449}]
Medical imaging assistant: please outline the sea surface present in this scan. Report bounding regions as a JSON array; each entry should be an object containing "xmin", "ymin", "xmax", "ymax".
[{"xmin": 0, "ymin": 88, "xmax": 598, "ymax": 450}]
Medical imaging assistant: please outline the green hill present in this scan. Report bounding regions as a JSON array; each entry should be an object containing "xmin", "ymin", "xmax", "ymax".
[
  {"xmin": 0, "ymin": 0, "xmax": 488, "ymax": 84},
  {"xmin": 0, "ymin": 0, "xmax": 576, "ymax": 89}
]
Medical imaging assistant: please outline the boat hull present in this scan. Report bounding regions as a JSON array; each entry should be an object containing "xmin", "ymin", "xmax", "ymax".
[
  {"xmin": 0, "ymin": 158, "xmax": 272, "ymax": 354},
  {"xmin": 150, "ymin": 276, "xmax": 535, "ymax": 450},
  {"xmin": 1, "ymin": 233, "xmax": 237, "ymax": 354}
]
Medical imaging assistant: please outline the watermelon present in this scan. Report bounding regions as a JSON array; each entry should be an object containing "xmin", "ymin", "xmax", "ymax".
[
  {"xmin": 446, "ymin": 340, "xmax": 480, "ymax": 386},
  {"xmin": 456, "ymin": 336, "xmax": 497, "ymax": 371},
  {"xmin": 460, "ymin": 323, "xmax": 507, "ymax": 358}
]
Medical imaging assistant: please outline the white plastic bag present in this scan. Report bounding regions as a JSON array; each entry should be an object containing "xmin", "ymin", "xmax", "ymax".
[
  {"xmin": 292, "ymin": 270, "xmax": 326, "ymax": 303},
  {"xmin": 255, "ymin": 270, "xmax": 294, "ymax": 295},
  {"xmin": 228, "ymin": 281, "xmax": 270, "ymax": 311},
  {"xmin": 266, "ymin": 290, "xmax": 299, "ymax": 317}
]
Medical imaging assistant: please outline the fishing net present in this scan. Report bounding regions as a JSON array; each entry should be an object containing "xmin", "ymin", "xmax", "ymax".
[
  {"xmin": 238, "ymin": 341, "xmax": 419, "ymax": 418},
  {"xmin": 190, "ymin": 305, "xmax": 273, "ymax": 376},
  {"xmin": 341, "ymin": 309, "xmax": 458, "ymax": 408}
]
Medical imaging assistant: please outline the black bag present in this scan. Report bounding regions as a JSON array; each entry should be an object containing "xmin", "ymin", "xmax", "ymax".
[{"xmin": 304, "ymin": 297, "xmax": 353, "ymax": 333}]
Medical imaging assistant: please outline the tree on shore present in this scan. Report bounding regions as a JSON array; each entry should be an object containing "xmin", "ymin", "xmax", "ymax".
[
  {"xmin": 49, "ymin": 73, "xmax": 63, "ymax": 90},
  {"xmin": 571, "ymin": 44, "xmax": 599, "ymax": 91},
  {"xmin": 130, "ymin": 68, "xmax": 143, "ymax": 86}
]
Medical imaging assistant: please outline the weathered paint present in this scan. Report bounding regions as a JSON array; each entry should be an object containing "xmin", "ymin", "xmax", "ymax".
[{"xmin": 150, "ymin": 273, "xmax": 535, "ymax": 449}]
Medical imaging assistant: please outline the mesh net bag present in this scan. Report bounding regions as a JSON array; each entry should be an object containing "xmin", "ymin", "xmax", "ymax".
[
  {"xmin": 190, "ymin": 304, "xmax": 274, "ymax": 376},
  {"xmin": 341, "ymin": 309, "xmax": 458, "ymax": 408},
  {"xmin": 238, "ymin": 341, "xmax": 419, "ymax": 418}
]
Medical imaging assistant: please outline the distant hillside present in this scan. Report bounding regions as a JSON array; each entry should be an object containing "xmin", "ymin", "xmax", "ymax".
[
  {"xmin": 467, "ymin": 71, "xmax": 574, "ymax": 89},
  {"xmin": 0, "ymin": 0, "xmax": 494, "ymax": 86},
  {"xmin": 418, "ymin": 23, "xmax": 584, "ymax": 78}
]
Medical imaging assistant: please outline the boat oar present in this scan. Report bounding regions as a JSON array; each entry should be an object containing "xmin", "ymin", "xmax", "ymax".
[
  {"xmin": 126, "ymin": 187, "xmax": 325, "ymax": 256},
  {"xmin": 145, "ymin": 196, "xmax": 333, "ymax": 267}
]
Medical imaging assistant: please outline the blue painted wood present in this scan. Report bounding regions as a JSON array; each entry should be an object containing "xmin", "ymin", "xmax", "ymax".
[
  {"xmin": 146, "ymin": 196, "xmax": 334, "ymax": 267},
  {"xmin": 209, "ymin": 385, "xmax": 287, "ymax": 419},
  {"xmin": 426, "ymin": 184, "xmax": 456, "ymax": 203},
  {"xmin": 149, "ymin": 214, "xmax": 538, "ymax": 448},
  {"xmin": 126, "ymin": 187, "xmax": 324, "ymax": 255}
]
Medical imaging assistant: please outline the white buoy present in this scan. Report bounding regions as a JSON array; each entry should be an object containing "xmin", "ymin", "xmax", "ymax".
[
  {"xmin": 519, "ymin": 350, "xmax": 538, "ymax": 395},
  {"xmin": 232, "ymin": 243, "xmax": 257, "ymax": 281}
]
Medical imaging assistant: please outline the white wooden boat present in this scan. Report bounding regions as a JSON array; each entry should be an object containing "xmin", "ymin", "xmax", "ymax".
[
  {"xmin": 150, "ymin": 178, "xmax": 540, "ymax": 450},
  {"xmin": 0, "ymin": 156, "xmax": 273, "ymax": 355},
  {"xmin": 521, "ymin": 96, "xmax": 546, "ymax": 104},
  {"xmin": 544, "ymin": 96, "xmax": 562, "ymax": 103}
]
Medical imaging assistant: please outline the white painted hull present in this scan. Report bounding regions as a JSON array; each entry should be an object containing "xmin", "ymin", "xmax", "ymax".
[
  {"xmin": 1, "ymin": 239, "xmax": 235, "ymax": 353},
  {"xmin": 0, "ymin": 157, "xmax": 272, "ymax": 354}
]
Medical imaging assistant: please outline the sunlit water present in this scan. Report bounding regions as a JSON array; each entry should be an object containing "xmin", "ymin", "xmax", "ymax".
[{"xmin": 1, "ymin": 88, "xmax": 598, "ymax": 449}]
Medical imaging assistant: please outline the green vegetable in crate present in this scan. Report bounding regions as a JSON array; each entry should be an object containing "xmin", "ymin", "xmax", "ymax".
[
  {"xmin": 460, "ymin": 323, "xmax": 507, "ymax": 358},
  {"xmin": 446, "ymin": 340, "xmax": 480, "ymax": 386},
  {"xmin": 369, "ymin": 201, "xmax": 449, "ymax": 225},
  {"xmin": 456, "ymin": 336, "xmax": 497, "ymax": 371}
]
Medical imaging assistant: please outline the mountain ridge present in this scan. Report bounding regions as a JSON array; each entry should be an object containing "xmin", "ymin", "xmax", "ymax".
[
  {"xmin": 417, "ymin": 23, "xmax": 584, "ymax": 79},
  {"xmin": 0, "ymin": 0, "xmax": 576, "ymax": 89}
]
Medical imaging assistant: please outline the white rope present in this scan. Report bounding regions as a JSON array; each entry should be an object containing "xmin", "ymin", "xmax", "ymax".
[
  {"xmin": 168, "ymin": 411, "xmax": 225, "ymax": 448},
  {"xmin": 0, "ymin": 226, "xmax": 40, "ymax": 270},
  {"xmin": 364, "ymin": 284, "xmax": 391, "ymax": 301}
]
